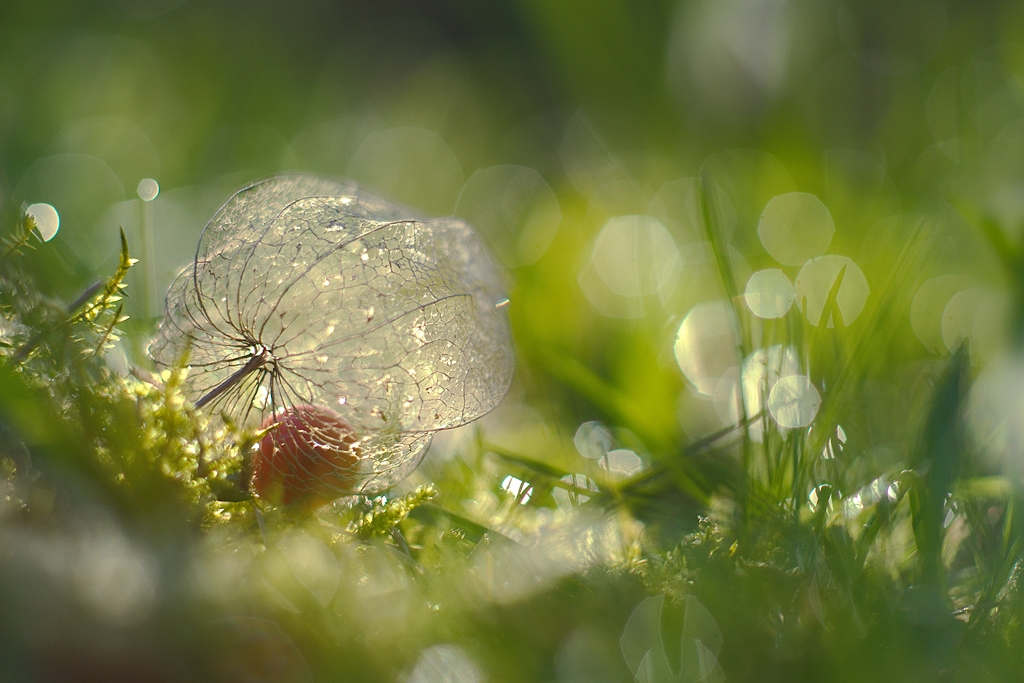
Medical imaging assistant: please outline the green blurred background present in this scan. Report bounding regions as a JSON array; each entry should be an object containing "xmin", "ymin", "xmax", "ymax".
[
  {"xmin": 4, "ymin": 0, "xmax": 1020, "ymax": 445},
  {"xmin": 4, "ymin": 0, "xmax": 1024, "ymax": 681}
]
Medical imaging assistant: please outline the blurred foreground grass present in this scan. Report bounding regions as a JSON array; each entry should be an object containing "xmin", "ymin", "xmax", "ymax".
[{"xmin": 5, "ymin": 0, "xmax": 1024, "ymax": 681}]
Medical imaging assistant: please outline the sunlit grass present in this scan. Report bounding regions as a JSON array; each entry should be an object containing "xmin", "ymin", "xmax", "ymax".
[{"xmin": 3, "ymin": 3, "xmax": 1024, "ymax": 680}]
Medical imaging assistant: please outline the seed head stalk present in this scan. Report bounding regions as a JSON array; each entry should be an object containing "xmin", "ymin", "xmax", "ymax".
[{"xmin": 194, "ymin": 347, "xmax": 269, "ymax": 409}]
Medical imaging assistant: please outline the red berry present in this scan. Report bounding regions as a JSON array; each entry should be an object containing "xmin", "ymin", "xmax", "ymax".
[{"xmin": 252, "ymin": 404, "xmax": 361, "ymax": 507}]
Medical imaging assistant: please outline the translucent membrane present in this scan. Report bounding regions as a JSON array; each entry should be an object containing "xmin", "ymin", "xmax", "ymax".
[
  {"xmin": 744, "ymin": 268, "xmax": 795, "ymax": 318},
  {"xmin": 674, "ymin": 300, "xmax": 741, "ymax": 395},
  {"xmin": 591, "ymin": 215, "xmax": 680, "ymax": 297},
  {"xmin": 911, "ymin": 274, "xmax": 974, "ymax": 353},
  {"xmin": 455, "ymin": 165, "xmax": 561, "ymax": 267},
  {"xmin": 794, "ymin": 255, "xmax": 869, "ymax": 326},
  {"xmin": 148, "ymin": 175, "xmax": 514, "ymax": 496},
  {"xmin": 767, "ymin": 375, "xmax": 820, "ymax": 428},
  {"xmin": 25, "ymin": 203, "xmax": 60, "ymax": 241},
  {"xmin": 757, "ymin": 192, "xmax": 834, "ymax": 266}
]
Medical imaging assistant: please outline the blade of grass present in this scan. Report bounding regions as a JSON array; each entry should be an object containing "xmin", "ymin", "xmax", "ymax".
[
  {"xmin": 698, "ymin": 172, "xmax": 755, "ymax": 517},
  {"xmin": 533, "ymin": 347, "xmax": 672, "ymax": 450},
  {"xmin": 410, "ymin": 502, "xmax": 515, "ymax": 545},
  {"xmin": 909, "ymin": 343, "xmax": 969, "ymax": 590},
  {"xmin": 946, "ymin": 192, "xmax": 1022, "ymax": 272},
  {"xmin": 804, "ymin": 217, "xmax": 929, "ymax": 485}
]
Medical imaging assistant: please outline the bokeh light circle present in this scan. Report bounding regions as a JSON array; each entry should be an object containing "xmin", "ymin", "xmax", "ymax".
[
  {"xmin": 591, "ymin": 215, "xmax": 680, "ymax": 297},
  {"xmin": 767, "ymin": 375, "xmax": 820, "ymax": 428},
  {"xmin": 967, "ymin": 356, "xmax": 1024, "ymax": 479},
  {"xmin": 941, "ymin": 287, "xmax": 1008, "ymax": 358},
  {"xmin": 455, "ymin": 165, "xmax": 561, "ymax": 268},
  {"xmin": 574, "ymin": 421, "xmax": 614, "ymax": 460},
  {"xmin": 794, "ymin": 255, "xmax": 869, "ymax": 326},
  {"xmin": 757, "ymin": 192, "xmax": 834, "ymax": 266},
  {"xmin": 911, "ymin": 274, "xmax": 974, "ymax": 354},
  {"xmin": 137, "ymin": 178, "xmax": 159, "ymax": 202},
  {"xmin": 743, "ymin": 345, "xmax": 801, "ymax": 440},
  {"xmin": 674, "ymin": 300, "xmax": 741, "ymax": 395},
  {"xmin": 744, "ymin": 268, "xmax": 795, "ymax": 318}
]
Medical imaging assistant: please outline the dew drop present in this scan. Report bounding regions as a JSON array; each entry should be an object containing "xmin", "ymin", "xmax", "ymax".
[
  {"xmin": 25, "ymin": 203, "xmax": 59, "ymax": 241},
  {"xmin": 137, "ymin": 178, "xmax": 159, "ymax": 202}
]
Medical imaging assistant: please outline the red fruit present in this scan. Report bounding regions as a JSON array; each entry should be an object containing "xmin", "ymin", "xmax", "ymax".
[{"xmin": 252, "ymin": 404, "xmax": 361, "ymax": 507}]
